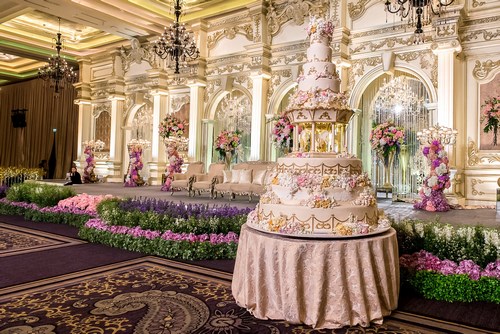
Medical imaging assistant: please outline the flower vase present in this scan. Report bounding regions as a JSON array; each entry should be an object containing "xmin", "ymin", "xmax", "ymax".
[
  {"xmin": 224, "ymin": 152, "xmax": 232, "ymax": 169},
  {"xmin": 493, "ymin": 124, "xmax": 498, "ymax": 146},
  {"xmin": 382, "ymin": 150, "xmax": 395, "ymax": 188}
]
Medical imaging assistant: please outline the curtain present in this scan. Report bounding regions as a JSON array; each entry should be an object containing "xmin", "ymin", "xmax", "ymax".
[{"xmin": 0, "ymin": 79, "xmax": 78, "ymax": 179}]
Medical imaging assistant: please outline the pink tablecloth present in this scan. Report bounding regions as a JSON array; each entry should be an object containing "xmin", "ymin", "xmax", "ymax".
[{"xmin": 232, "ymin": 224, "xmax": 399, "ymax": 329}]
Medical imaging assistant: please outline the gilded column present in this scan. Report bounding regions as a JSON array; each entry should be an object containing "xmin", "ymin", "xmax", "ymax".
[
  {"xmin": 187, "ymin": 80, "xmax": 206, "ymax": 162},
  {"xmin": 249, "ymin": 72, "xmax": 271, "ymax": 161}
]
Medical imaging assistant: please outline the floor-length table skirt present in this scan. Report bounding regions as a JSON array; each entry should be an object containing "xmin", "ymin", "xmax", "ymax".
[{"xmin": 232, "ymin": 224, "xmax": 400, "ymax": 329}]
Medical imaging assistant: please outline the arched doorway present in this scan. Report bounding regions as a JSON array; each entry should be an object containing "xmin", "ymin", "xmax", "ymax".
[{"xmin": 354, "ymin": 70, "xmax": 435, "ymax": 201}]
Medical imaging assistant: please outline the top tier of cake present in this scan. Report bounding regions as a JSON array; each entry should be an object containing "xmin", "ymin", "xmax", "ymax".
[{"xmin": 286, "ymin": 17, "xmax": 351, "ymax": 124}]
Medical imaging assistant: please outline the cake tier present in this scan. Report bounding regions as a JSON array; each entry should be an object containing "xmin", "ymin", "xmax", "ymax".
[
  {"xmin": 307, "ymin": 44, "xmax": 332, "ymax": 62},
  {"xmin": 271, "ymin": 184, "xmax": 363, "ymax": 205},
  {"xmin": 287, "ymin": 88, "xmax": 352, "ymax": 121},
  {"xmin": 303, "ymin": 62, "xmax": 337, "ymax": 77},
  {"xmin": 298, "ymin": 76, "xmax": 340, "ymax": 93},
  {"xmin": 309, "ymin": 34, "xmax": 331, "ymax": 45},
  {"xmin": 276, "ymin": 154, "xmax": 362, "ymax": 175},
  {"xmin": 250, "ymin": 202, "xmax": 380, "ymax": 235}
]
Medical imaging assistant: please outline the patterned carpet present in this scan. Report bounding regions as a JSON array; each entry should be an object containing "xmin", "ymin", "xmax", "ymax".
[
  {"xmin": 0, "ymin": 218, "xmax": 498, "ymax": 334},
  {"xmin": 0, "ymin": 222, "xmax": 84, "ymax": 257}
]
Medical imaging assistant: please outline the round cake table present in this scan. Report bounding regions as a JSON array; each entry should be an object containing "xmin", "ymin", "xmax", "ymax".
[{"xmin": 232, "ymin": 224, "xmax": 400, "ymax": 329}]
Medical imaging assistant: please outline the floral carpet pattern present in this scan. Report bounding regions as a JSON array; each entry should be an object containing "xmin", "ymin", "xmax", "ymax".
[
  {"xmin": 0, "ymin": 257, "xmax": 488, "ymax": 334},
  {"xmin": 0, "ymin": 222, "xmax": 84, "ymax": 257}
]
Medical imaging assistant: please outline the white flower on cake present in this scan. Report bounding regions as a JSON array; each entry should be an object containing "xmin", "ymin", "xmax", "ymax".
[
  {"xmin": 306, "ymin": 16, "xmax": 334, "ymax": 38},
  {"xmin": 302, "ymin": 194, "xmax": 339, "ymax": 208},
  {"xmin": 260, "ymin": 191, "xmax": 281, "ymax": 204},
  {"xmin": 353, "ymin": 188, "xmax": 376, "ymax": 207}
]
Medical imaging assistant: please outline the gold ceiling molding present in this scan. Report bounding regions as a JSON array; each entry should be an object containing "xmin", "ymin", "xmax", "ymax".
[
  {"xmin": 472, "ymin": 0, "xmax": 486, "ymax": 8},
  {"xmin": 350, "ymin": 35, "xmax": 431, "ymax": 54},
  {"xmin": 207, "ymin": 24, "xmax": 254, "ymax": 49},
  {"xmin": 92, "ymin": 103, "xmax": 111, "ymax": 118},
  {"xmin": 467, "ymin": 138, "xmax": 500, "ymax": 166},
  {"xmin": 348, "ymin": 56, "xmax": 382, "ymax": 94},
  {"xmin": 472, "ymin": 59, "xmax": 500, "ymax": 80},
  {"xmin": 348, "ymin": 0, "xmax": 369, "ymax": 20},
  {"xmin": 462, "ymin": 28, "xmax": 500, "ymax": 42},
  {"xmin": 463, "ymin": 16, "xmax": 500, "ymax": 26},
  {"xmin": 266, "ymin": 0, "xmax": 328, "ymax": 38},
  {"xmin": 396, "ymin": 50, "xmax": 438, "ymax": 88},
  {"xmin": 268, "ymin": 68, "xmax": 292, "ymax": 100}
]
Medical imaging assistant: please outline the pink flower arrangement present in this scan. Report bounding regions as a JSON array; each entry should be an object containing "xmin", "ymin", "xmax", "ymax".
[
  {"xmin": 271, "ymin": 114, "xmax": 294, "ymax": 151},
  {"xmin": 83, "ymin": 145, "xmax": 96, "ymax": 183},
  {"xmin": 414, "ymin": 139, "xmax": 450, "ymax": 212},
  {"xmin": 124, "ymin": 143, "xmax": 144, "ymax": 187},
  {"xmin": 84, "ymin": 218, "xmax": 239, "ymax": 244},
  {"xmin": 481, "ymin": 96, "xmax": 499, "ymax": 146},
  {"xmin": 158, "ymin": 114, "xmax": 188, "ymax": 139},
  {"xmin": 161, "ymin": 144, "xmax": 184, "ymax": 192},
  {"xmin": 369, "ymin": 121, "xmax": 405, "ymax": 164},
  {"xmin": 400, "ymin": 250, "xmax": 500, "ymax": 281},
  {"xmin": 56, "ymin": 193, "xmax": 114, "ymax": 215},
  {"xmin": 214, "ymin": 129, "xmax": 242, "ymax": 157}
]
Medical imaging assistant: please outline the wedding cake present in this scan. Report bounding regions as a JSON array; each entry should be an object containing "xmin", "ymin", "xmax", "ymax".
[{"xmin": 247, "ymin": 17, "xmax": 389, "ymax": 237}]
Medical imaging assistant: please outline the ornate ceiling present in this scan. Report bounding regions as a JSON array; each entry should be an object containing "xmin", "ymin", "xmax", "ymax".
[{"xmin": 0, "ymin": 0, "xmax": 253, "ymax": 85}]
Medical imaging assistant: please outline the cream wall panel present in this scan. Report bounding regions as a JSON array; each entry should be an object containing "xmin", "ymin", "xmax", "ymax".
[
  {"xmin": 209, "ymin": 35, "xmax": 250, "ymax": 57},
  {"xmin": 273, "ymin": 21, "xmax": 307, "ymax": 44},
  {"xmin": 91, "ymin": 64, "xmax": 113, "ymax": 81}
]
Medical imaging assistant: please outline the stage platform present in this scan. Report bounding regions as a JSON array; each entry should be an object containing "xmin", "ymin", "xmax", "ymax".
[{"xmin": 41, "ymin": 180, "xmax": 500, "ymax": 228}]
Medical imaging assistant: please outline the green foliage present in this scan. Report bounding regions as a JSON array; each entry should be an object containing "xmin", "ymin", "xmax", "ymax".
[
  {"xmin": 393, "ymin": 219, "xmax": 499, "ymax": 267},
  {"xmin": 6, "ymin": 183, "xmax": 76, "ymax": 207},
  {"xmin": 405, "ymin": 269, "xmax": 500, "ymax": 304},
  {"xmin": 24, "ymin": 209, "xmax": 92, "ymax": 228},
  {"xmin": 96, "ymin": 198, "xmax": 247, "ymax": 235},
  {"xmin": 0, "ymin": 201, "xmax": 27, "ymax": 216},
  {"xmin": 78, "ymin": 227, "xmax": 238, "ymax": 260}
]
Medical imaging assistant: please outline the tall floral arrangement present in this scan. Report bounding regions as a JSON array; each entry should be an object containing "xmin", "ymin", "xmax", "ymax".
[
  {"xmin": 481, "ymin": 96, "xmax": 499, "ymax": 146},
  {"xmin": 158, "ymin": 114, "xmax": 188, "ymax": 139},
  {"xmin": 414, "ymin": 140, "xmax": 451, "ymax": 212},
  {"xmin": 124, "ymin": 143, "xmax": 144, "ymax": 187},
  {"xmin": 369, "ymin": 121, "xmax": 405, "ymax": 165},
  {"xmin": 214, "ymin": 129, "xmax": 242, "ymax": 159},
  {"xmin": 271, "ymin": 114, "xmax": 294, "ymax": 152},
  {"xmin": 161, "ymin": 143, "xmax": 184, "ymax": 192},
  {"xmin": 83, "ymin": 144, "xmax": 96, "ymax": 183}
]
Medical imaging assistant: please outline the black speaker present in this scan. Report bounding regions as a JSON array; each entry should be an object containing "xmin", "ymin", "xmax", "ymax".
[{"xmin": 11, "ymin": 109, "xmax": 27, "ymax": 128}]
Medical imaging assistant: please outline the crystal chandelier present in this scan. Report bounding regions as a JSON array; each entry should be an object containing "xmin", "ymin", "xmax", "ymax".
[
  {"xmin": 374, "ymin": 76, "xmax": 423, "ymax": 119},
  {"xmin": 384, "ymin": 0, "xmax": 455, "ymax": 44},
  {"xmin": 217, "ymin": 94, "xmax": 251, "ymax": 133},
  {"xmin": 153, "ymin": 0, "xmax": 200, "ymax": 74},
  {"xmin": 38, "ymin": 17, "xmax": 77, "ymax": 93}
]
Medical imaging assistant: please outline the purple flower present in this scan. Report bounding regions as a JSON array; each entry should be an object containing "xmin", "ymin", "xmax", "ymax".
[{"xmin": 422, "ymin": 146, "xmax": 430, "ymax": 156}]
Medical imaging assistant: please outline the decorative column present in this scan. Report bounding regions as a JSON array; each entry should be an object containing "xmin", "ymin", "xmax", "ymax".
[
  {"xmin": 431, "ymin": 5, "xmax": 462, "ymax": 168},
  {"xmin": 249, "ymin": 72, "xmax": 271, "ymax": 161},
  {"xmin": 73, "ymin": 58, "xmax": 92, "ymax": 170},
  {"xmin": 148, "ymin": 88, "xmax": 169, "ymax": 185},
  {"xmin": 201, "ymin": 119, "xmax": 214, "ymax": 169},
  {"xmin": 107, "ymin": 93, "xmax": 125, "ymax": 182},
  {"xmin": 187, "ymin": 80, "xmax": 206, "ymax": 162}
]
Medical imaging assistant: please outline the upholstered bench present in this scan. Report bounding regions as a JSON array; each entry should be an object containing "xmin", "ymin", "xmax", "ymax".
[{"xmin": 214, "ymin": 161, "xmax": 276, "ymax": 201}]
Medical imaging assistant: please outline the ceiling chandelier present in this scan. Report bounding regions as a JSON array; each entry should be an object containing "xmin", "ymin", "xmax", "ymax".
[
  {"xmin": 153, "ymin": 0, "xmax": 200, "ymax": 74},
  {"xmin": 38, "ymin": 17, "xmax": 77, "ymax": 94},
  {"xmin": 217, "ymin": 94, "xmax": 251, "ymax": 133},
  {"xmin": 374, "ymin": 76, "xmax": 423, "ymax": 118},
  {"xmin": 384, "ymin": 0, "xmax": 455, "ymax": 44}
]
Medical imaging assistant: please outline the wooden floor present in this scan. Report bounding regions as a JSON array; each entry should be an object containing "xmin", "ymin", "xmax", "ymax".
[{"xmin": 46, "ymin": 180, "xmax": 500, "ymax": 228}]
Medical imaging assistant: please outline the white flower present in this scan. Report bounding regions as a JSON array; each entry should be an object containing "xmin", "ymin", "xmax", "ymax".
[
  {"xmin": 424, "ymin": 187, "xmax": 431, "ymax": 196},
  {"xmin": 379, "ymin": 138, "xmax": 386, "ymax": 146},
  {"xmin": 427, "ymin": 175, "xmax": 438, "ymax": 187}
]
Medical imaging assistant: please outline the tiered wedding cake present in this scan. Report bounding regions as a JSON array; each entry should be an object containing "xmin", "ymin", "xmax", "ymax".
[{"xmin": 247, "ymin": 17, "xmax": 389, "ymax": 236}]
